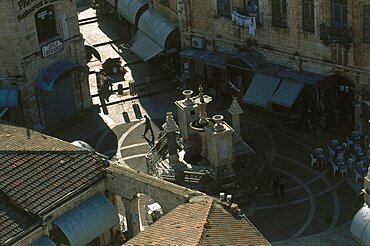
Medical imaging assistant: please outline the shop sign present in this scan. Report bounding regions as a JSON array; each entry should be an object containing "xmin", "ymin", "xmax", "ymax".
[
  {"xmin": 41, "ymin": 39, "xmax": 63, "ymax": 58},
  {"xmin": 17, "ymin": 0, "xmax": 60, "ymax": 22}
]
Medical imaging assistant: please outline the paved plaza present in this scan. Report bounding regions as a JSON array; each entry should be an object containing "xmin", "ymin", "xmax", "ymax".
[{"xmin": 47, "ymin": 7, "xmax": 364, "ymax": 245}]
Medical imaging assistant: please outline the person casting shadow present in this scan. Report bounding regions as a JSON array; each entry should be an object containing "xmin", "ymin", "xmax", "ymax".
[{"xmin": 143, "ymin": 115, "xmax": 154, "ymax": 138}]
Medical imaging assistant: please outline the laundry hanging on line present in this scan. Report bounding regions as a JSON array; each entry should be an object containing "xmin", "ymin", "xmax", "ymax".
[{"xmin": 231, "ymin": 10, "xmax": 256, "ymax": 37}]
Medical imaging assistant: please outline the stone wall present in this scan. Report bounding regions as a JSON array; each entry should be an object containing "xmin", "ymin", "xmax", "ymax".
[
  {"xmin": 0, "ymin": 0, "xmax": 90, "ymax": 129},
  {"xmin": 106, "ymin": 164, "xmax": 204, "ymax": 214},
  {"xmin": 180, "ymin": 0, "xmax": 370, "ymax": 89}
]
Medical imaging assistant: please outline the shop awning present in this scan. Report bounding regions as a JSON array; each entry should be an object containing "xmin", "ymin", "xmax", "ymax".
[
  {"xmin": 138, "ymin": 8, "xmax": 177, "ymax": 48},
  {"xmin": 202, "ymin": 51, "xmax": 233, "ymax": 69},
  {"xmin": 53, "ymin": 193, "xmax": 119, "ymax": 246},
  {"xmin": 179, "ymin": 47, "xmax": 211, "ymax": 61},
  {"xmin": 242, "ymin": 73, "xmax": 281, "ymax": 107},
  {"xmin": 31, "ymin": 237, "xmax": 56, "ymax": 246},
  {"xmin": 276, "ymin": 68, "xmax": 324, "ymax": 85},
  {"xmin": 0, "ymin": 87, "xmax": 19, "ymax": 107},
  {"xmin": 130, "ymin": 30, "xmax": 164, "ymax": 62},
  {"xmin": 117, "ymin": 0, "xmax": 148, "ymax": 24},
  {"xmin": 36, "ymin": 61, "xmax": 88, "ymax": 91},
  {"xmin": 351, "ymin": 204, "xmax": 370, "ymax": 245},
  {"xmin": 227, "ymin": 51, "xmax": 266, "ymax": 70},
  {"xmin": 269, "ymin": 79, "xmax": 305, "ymax": 108}
]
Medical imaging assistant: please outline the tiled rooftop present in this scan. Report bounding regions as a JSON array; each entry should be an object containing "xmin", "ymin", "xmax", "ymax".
[
  {"xmin": 0, "ymin": 123, "xmax": 106, "ymax": 245},
  {"xmin": 0, "ymin": 151, "xmax": 105, "ymax": 214},
  {"xmin": 0, "ymin": 123, "xmax": 82, "ymax": 152},
  {"xmin": 125, "ymin": 198, "xmax": 271, "ymax": 246},
  {"xmin": 0, "ymin": 200, "xmax": 38, "ymax": 245}
]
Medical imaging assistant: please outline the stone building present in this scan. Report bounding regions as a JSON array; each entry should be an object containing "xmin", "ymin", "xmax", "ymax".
[
  {"xmin": 177, "ymin": 0, "xmax": 370, "ymax": 133},
  {"xmin": 0, "ymin": 123, "xmax": 117, "ymax": 246},
  {"xmin": 0, "ymin": 0, "xmax": 91, "ymax": 131}
]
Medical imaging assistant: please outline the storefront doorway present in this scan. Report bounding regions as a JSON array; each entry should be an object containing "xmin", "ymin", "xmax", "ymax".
[{"xmin": 311, "ymin": 75, "xmax": 355, "ymax": 132}]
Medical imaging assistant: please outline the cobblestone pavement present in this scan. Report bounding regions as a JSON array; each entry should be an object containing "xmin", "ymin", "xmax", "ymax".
[{"xmin": 47, "ymin": 7, "xmax": 364, "ymax": 245}]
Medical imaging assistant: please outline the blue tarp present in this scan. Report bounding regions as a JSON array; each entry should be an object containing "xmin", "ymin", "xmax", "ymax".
[
  {"xmin": 53, "ymin": 193, "xmax": 119, "ymax": 246},
  {"xmin": 243, "ymin": 74, "xmax": 281, "ymax": 107},
  {"xmin": 269, "ymin": 79, "xmax": 305, "ymax": 108},
  {"xmin": 0, "ymin": 87, "xmax": 19, "ymax": 107},
  {"xmin": 36, "ymin": 61, "xmax": 88, "ymax": 91}
]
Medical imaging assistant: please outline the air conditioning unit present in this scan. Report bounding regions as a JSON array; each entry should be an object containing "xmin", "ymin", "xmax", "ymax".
[{"xmin": 191, "ymin": 37, "xmax": 205, "ymax": 49}]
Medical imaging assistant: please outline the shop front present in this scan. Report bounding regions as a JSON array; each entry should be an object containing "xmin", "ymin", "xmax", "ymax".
[
  {"xmin": 36, "ymin": 61, "xmax": 88, "ymax": 128},
  {"xmin": 179, "ymin": 48, "xmax": 231, "ymax": 97}
]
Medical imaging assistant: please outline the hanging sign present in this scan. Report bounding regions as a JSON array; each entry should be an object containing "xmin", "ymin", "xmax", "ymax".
[{"xmin": 41, "ymin": 38, "xmax": 63, "ymax": 58}]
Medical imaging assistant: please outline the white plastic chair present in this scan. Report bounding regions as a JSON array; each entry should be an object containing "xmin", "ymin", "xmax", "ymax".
[
  {"xmin": 331, "ymin": 139, "xmax": 338, "ymax": 148},
  {"xmin": 310, "ymin": 154, "xmax": 317, "ymax": 168},
  {"xmin": 340, "ymin": 166, "xmax": 348, "ymax": 179},
  {"xmin": 347, "ymin": 158, "xmax": 354, "ymax": 169},
  {"xmin": 354, "ymin": 169, "xmax": 363, "ymax": 183},
  {"xmin": 332, "ymin": 162, "xmax": 339, "ymax": 176}
]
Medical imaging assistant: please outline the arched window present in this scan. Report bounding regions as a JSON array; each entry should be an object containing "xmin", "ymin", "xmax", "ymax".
[{"xmin": 35, "ymin": 5, "xmax": 58, "ymax": 43}]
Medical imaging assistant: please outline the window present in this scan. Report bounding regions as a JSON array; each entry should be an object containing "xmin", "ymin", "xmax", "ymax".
[
  {"xmin": 272, "ymin": 0, "xmax": 287, "ymax": 28},
  {"xmin": 364, "ymin": 5, "xmax": 370, "ymax": 43},
  {"xmin": 237, "ymin": 0, "xmax": 259, "ymax": 15},
  {"xmin": 331, "ymin": 0, "xmax": 347, "ymax": 31},
  {"xmin": 35, "ymin": 5, "xmax": 58, "ymax": 43},
  {"xmin": 302, "ymin": 0, "xmax": 314, "ymax": 32},
  {"xmin": 217, "ymin": 0, "xmax": 231, "ymax": 17}
]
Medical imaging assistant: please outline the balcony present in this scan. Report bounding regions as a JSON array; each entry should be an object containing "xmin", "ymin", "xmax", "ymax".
[{"xmin": 319, "ymin": 23, "xmax": 353, "ymax": 48}]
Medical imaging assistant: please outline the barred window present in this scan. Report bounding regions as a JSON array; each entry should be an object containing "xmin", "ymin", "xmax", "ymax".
[
  {"xmin": 217, "ymin": 0, "xmax": 231, "ymax": 17},
  {"xmin": 35, "ymin": 5, "xmax": 58, "ymax": 43},
  {"xmin": 364, "ymin": 5, "xmax": 370, "ymax": 43},
  {"xmin": 302, "ymin": 0, "xmax": 314, "ymax": 32},
  {"xmin": 272, "ymin": 0, "xmax": 287, "ymax": 28},
  {"xmin": 331, "ymin": 0, "xmax": 347, "ymax": 31}
]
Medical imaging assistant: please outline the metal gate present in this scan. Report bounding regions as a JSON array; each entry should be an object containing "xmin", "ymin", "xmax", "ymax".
[{"xmin": 41, "ymin": 76, "xmax": 76, "ymax": 128}]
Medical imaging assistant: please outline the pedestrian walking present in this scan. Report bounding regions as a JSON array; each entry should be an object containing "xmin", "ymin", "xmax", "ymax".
[
  {"xmin": 272, "ymin": 176, "xmax": 279, "ymax": 200},
  {"xmin": 279, "ymin": 176, "xmax": 285, "ymax": 198},
  {"xmin": 143, "ymin": 115, "xmax": 154, "ymax": 138}
]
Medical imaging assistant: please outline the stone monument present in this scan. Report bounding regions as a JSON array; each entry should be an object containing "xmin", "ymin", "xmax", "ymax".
[
  {"xmin": 228, "ymin": 97, "xmax": 254, "ymax": 157},
  {"xmin": 204, "ymin": 115, "xmax": 236, "ymax": 189}
]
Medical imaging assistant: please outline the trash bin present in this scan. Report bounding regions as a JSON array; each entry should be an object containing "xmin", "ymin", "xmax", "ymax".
[
  {"xmin": 129, "ymin": 80, "xmax": 136, "ymax": 96},
  {"xmin": 117, "ymin": 84, "xmax": 124, "ymax": 95}
]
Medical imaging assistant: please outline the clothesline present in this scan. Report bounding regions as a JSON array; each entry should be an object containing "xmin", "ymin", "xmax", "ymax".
[{"xmin": 231, "ymin": 9, "xmax": 257, "ymax": 37}]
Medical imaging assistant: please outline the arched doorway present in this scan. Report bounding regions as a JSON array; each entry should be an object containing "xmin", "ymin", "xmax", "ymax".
[{"xmin": 312, "ymin": 75, "xmax": 356, "ymax": 132}]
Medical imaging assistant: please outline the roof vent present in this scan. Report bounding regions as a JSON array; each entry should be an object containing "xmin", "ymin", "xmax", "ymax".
[
  {"xmin": 226, "ymin": 195, "xmax": 232, "ymax": 203},
  {"xmin": 219, "ymin": 192, "xmax": 225, "ymax": 201}
]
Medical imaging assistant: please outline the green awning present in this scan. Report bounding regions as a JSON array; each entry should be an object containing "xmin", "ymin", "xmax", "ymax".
[
  {"xmin": 269, "ymin": 79, "xmax": 305, "ymax": 108},
  {"xmin": 53, "ymin": 193, "xmax": 119, "ymax": 246},
  {"xmin": 242, "ymin": 74, "xmax": 281, "ymax": 107},
  {"xmin": 138, "ymin": 7, "xmax": 177, "ymax": 48},
  {"xmin": 117, "ymin": 0, "xmax": 148, "ymax": 24},
  {"xmin": 130, "ymin": 30, "xmax": 164, "ymax": 62}
]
